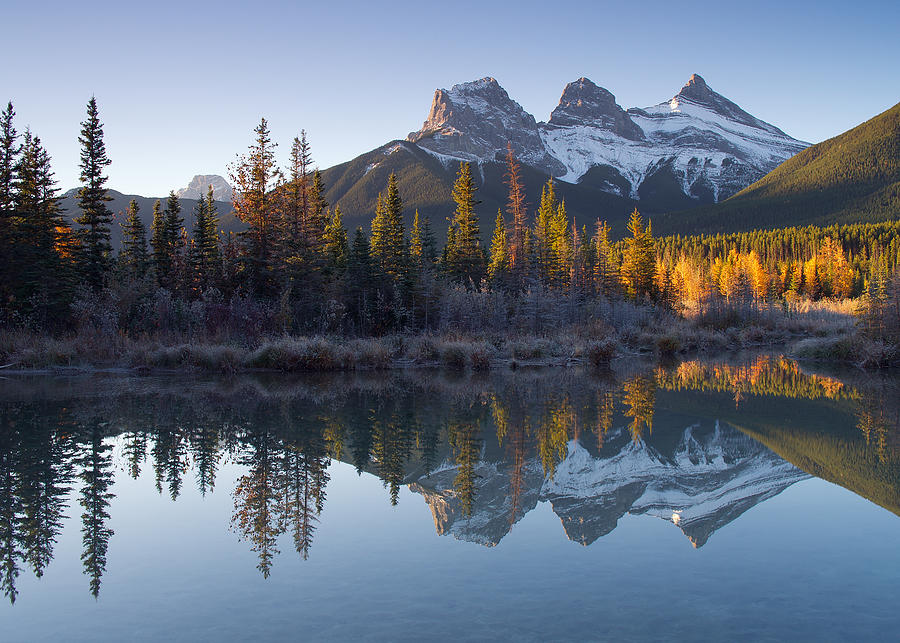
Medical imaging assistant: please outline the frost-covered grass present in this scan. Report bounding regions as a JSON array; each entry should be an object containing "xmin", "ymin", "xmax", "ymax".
[{"xmin": 0, "ymin": 296, "xmax": 881, "ymax": 372}]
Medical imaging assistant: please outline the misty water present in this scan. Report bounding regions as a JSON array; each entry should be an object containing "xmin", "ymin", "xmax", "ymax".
[{"xmin": 2, "ymin": 356, "xmax": 899, "ymax": 641}]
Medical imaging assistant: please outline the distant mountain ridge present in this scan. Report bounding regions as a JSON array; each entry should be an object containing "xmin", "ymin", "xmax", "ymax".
[{"xmin": 655, "ymin": 100, "xmax": 900, "ymax": 234}]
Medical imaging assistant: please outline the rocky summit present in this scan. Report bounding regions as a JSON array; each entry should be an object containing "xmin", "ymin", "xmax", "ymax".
[
  {"xmin": 176, "ymin": 174, "xmax": 233, "ymax": 202},
  {"xmin": 408, "ymin": 74, "xmax": 807, "ymax": 204}
]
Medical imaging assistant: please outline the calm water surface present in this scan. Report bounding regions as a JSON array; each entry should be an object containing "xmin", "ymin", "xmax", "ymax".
[{"xmin": 1, "ymin": 356, "xmax": 898, "ymax": 641}]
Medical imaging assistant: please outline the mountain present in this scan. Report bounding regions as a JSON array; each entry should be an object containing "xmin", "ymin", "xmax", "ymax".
[
  {"xmin": 176, "ymin": 174, "xmax": 233, "ymax": 202},
  {"xmin": 410, "ymin": 421, "xmax": 808, "ymax": 548},
  {"xmin": 322, "ymin": 74, "xmax": 806, "ymax": 237},
  {"xmin": 59, "ymin": 189, "xmax": 240, "ymax": 250},
  {"xmin": 655, "ymin": 100, "xmax": 900, "ymax": 235}
]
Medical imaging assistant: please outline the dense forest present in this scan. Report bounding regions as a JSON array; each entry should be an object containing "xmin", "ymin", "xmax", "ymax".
[{"xmin": 1, "ymin": 99, "xmax": 899, "ymax": 362}]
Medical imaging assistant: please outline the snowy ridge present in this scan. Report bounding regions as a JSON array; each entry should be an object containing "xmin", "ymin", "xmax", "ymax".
[
  {"xmin": 410, "ymin": 422, "xmax": 809, "ymax": 548},
  {"xmin": 407, "ymin": 74, "xmax": 807, "ymax": 204}
]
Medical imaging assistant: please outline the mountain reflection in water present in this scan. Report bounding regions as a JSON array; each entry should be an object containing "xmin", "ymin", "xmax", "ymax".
[{"xmin": 0, "ymin": 356, "xmax": 897, "ymax": 603}]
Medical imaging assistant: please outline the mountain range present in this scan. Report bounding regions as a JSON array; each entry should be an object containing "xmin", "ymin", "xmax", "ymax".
[
  {"xmin": 58, "ymin": 79, "xmax": 899, "ymax": 243},
  {"xmin": 320, "ymin": 74, "xmax": 808, "ymax": 234}
]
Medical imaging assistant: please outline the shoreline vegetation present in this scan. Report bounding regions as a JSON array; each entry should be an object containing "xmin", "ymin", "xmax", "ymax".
[
  {"xmin": 1, "ymin": 295, "xmax": 895, "ymax": 374},
  {"xmin": 1, "ymin": 102, "xmax": 898, "ymax": 372}
]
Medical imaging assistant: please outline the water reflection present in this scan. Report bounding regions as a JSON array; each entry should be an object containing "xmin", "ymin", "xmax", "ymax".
[{"xmin": 0, "ymin": 356, "xmax": 897, "ymax": 602}]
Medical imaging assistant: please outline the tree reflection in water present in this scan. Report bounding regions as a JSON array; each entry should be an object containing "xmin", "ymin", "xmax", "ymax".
[{"xmin": 0, "ymin": 355, "xmax": 897, "ymax": 601}]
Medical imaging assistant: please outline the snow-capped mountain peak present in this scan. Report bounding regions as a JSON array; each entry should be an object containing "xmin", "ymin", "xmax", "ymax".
[
  {"xmin": 408, "ymin": 77, "xmax": 565, "ymax": 174},
  {"xmin": 407, "ymin": 74, "xmax": 808, "ymax": 205},
  {"xmin": 548, "ymin": 77, "xmax": 644, "ymax": 141}
]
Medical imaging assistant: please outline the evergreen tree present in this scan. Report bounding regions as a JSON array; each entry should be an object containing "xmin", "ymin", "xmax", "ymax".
[
  {"xmin": 0, "ymin": 101, "xmax": 16, "ymax": 213},
  {"xmin": 446, "ymin": 162, "xmax": 484, "ymax": 284},
  {"xmin": 120, "ymin": 199, "xmax": 148, "ymax": 279},
  {"xmin": 533, "ymin": 178, "xmax": 557, "ymax": 284},
  {"xmin": 323, "ymin": 205, "xmax": 348, "ymax": 276},
  {"xmin": 410, "ymin": 210, "xmax": 437, "ymax": 279},
  {"xmin": 487, "ymin": 208, "xmax": 509, "ymax": 285},
  {"xmin": 370, "ymin": 173, "xmax": 406, "ymax": 280},
  {"xmin": 150, "ymin": 199, "xmax": 168, "ymax": 287},
  {"xmin": 74, "ymin": 97, "xmax": 113, "ymax": 291},
  {"xmin": 191, "ymin": 185, "xmax": 220, "ymax": 290},
  {"xmin": 346, "ymin": 227, "xmax": 374, "ymax": 331},
  {"xmin": 11, "ymin": 130, "xmax": 69, "ymax": 320},
  {"xmin": 161, "ymin": 191, "xmax": 185, "ymax": 291},
  {"xmin": 230, "ymin": 118, "xmax": 280, "ymax": 297},
  {"xmin": 594, "ymin": 220, "xmax": 617, "ymax": 297},
  {"xmin": 0, "ymin": 101, "xmax": 17, "ymax": 311},
  {"xmin": 620, "ymin": 209, "xmax": 655, "ymax": 299}
]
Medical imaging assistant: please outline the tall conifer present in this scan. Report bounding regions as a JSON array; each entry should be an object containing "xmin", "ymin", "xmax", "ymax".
[{"xmin": 74, "ymin": 97, "xmax": 113, "ymax": 291}]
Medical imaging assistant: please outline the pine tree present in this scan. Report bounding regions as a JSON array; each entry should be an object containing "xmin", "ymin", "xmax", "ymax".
[
  {"xmin": 120, "ymin": 199, "xmax": 148, "ymax": 279},
  {"xmin": 487, "ymin": 209, "xmax": 509, "ymax": 285},
  {"xmin": 74, "ymin": 97, "xmax": 113, "ymax": 291},
  {"xmin": 446, "ymin": 162, "xmax": 484, "ymax": 284}
]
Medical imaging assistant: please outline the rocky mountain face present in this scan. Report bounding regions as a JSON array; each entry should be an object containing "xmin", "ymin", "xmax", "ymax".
[
  {"xmin": 408, "ymin": 74, "xmax": 807, "ymax": 204},
  {"xmin": 409, "ymin": 421, "xmax": 808, "ymax": 548},
  {"xmin": 176, "ymin": 174, "xmax": 233, "ymax": 202}
]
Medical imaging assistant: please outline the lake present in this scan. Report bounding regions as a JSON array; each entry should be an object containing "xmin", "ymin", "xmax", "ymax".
[{"xmin": 1, "ymin": 356, "xmax": 898, "ymax": 641}]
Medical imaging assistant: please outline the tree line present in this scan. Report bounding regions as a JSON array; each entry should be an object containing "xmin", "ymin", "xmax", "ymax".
[{"xmin": 1, "ymin": 100, "xmax": 899, "ymax": 337}]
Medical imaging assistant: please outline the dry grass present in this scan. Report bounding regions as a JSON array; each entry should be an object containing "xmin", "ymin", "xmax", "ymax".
[{"xmin": 1, "ymin": 296, "xmax": 887, "ymax": 372}]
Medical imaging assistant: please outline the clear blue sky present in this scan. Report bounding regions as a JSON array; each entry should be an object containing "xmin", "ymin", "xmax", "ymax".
[{"xmin": 3, "ymin": 0, "xmax": 899, "ymax": 196}]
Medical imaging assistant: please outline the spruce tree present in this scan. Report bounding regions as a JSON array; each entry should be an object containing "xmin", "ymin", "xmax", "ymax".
[
  {"xmin": 191, "ymin": 185, "xmax": 219, "ymax": 290},
  {"xmin": 370, "ymin": 173, "xmax": 406, "ymax": 280},
  {"xmin": 446, "ymin": 162, "xmax": 484, "ymax": 284},
  {"xmin": 323, "ymin": 205, "xmax": 348, "ymax": 276},
  {"xmin": 620, "ymin": 209, "xmax": 655, "ymax": 299},
  {"xmin": 12, "ymin": 130, "xmax": 68, "ymax": 318},
  {"xmin": 594, "ymin": 220, "xmax": 617, "ymax": 297},
  {"xmin": 0, "ymin": 101, "xmax": 16, "ymax": 310},
  {"xmin": 0, "ymin": 101, "xmax": 16, "ymax": 213},
  {"xmin": 74, "ymin": 97, "xmax": 113, "ymax": 291},
  {"xmin": 533, "ymin": 178, "xmax": 557, "ymax": 285},
  {"xmin": 161, "ymin": 191, "xmax": 184, "ymax": 290},
  {"xmin": 120, "ymin": 199, "xmax": 148, "ymax": 280},
  {"xmin": 347, "ymin": 227, "xmax": 373, "ymax": 331},
  {"xmin": 487, "ymin": 209, "xmax": 509, "ymax": 285},
  {"xmin": 150, "ymin": 200, "xmax": 168, "ymax": 287}
]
